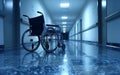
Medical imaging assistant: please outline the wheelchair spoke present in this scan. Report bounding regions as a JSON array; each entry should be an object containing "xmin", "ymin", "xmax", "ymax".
[
  {"xmin": 22, "ymin": 29, "xmax": 40, "ymax": 52},
  {"xmin": 41, "ymin": 28, "xmax": 59, "ymax": 53}
]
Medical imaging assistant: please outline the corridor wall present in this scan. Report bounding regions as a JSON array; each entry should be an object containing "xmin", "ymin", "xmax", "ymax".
[
  {"xmin": 0, "ymin": 0, "xmax": 21, "ymax": 48},
  {"xmin": 69, "ymin": 0, "xmax": 98, "ymax": 42},
  {"xmin": 20, "ymin": 0, "xmax": 53, "ymax": 44},
  {"xmin": 0, "ymin": 18, "xmax": 4, "ymax": 46},
  {"xmin": 82, "ymin": 0, "xmax": 98, "ymax": 42},
  {"xmin": 106, "ymin": 0, "xmax": 120, "ymax": 44},
  {"xmin": 0, "ymin": 0, "xmax": 4, "ymax": 46}
]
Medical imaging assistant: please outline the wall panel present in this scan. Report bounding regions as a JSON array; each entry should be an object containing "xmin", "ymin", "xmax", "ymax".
[{"xmin": 106, "ymin": 0, "xmax": 120, "ymax": 44}]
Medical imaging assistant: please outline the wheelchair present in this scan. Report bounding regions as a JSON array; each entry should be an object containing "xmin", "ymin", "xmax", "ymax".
[{"xmin": 22, "ymin": 11, "xmax": 65, "ymax": 53}]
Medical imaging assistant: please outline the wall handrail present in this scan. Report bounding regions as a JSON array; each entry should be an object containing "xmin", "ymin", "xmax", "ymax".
[
  {"xmin": 69, "ymin": 23, "xmax": 98, "ymax": 37},
  {"xmin": 106, "ymin": 10, "xmax": 120, "ymax": 22},
  {"xmin": 82, "ymin": 23, "xmax": 98, "ymax": 33}
]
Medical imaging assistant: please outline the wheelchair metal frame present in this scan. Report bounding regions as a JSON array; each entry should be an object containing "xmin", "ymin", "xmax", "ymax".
[{"xmin": 21, "ymin": 12, "xmax": 65, "ymax": 53}]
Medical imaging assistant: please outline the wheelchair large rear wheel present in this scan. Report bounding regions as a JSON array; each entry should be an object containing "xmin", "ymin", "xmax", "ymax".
[
  {"xmin": 41, "ymin": 28, "xmax": 59, "ymax": 53},
  {"xmin": 22, "ymin": 29, "xmax": 40, "ymax": 52}
]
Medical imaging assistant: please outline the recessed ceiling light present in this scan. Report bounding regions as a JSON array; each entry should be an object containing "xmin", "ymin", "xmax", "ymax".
[
  {"xmin": 62, "ymin": 25, "xmax": 67, "ymax": 27},
  {"xmin": 61, "ymin": 16, "xmax": 68, "ymax": 19},
  {"xmin": 63, "ymin": 28, "xmax": 66, "ymax": 33},
  {"xmin": 60, "ymin": 2, "xmax": 70, "ymax": 8},
  {"xmin": 62, "ymin": 22, "xmax": 67, "ymax": 24}
]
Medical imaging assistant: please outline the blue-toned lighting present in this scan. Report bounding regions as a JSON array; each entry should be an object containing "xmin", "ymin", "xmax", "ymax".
[
  {"xmin": 102, "ymin": 0, "xmax": 106, "ymax": 7},
  {"xmin": 62, "ymin": 25, "xmax": 67, "ymax": 27},
  {"xmin": 63, "ymin": 28, "xmax": 66, "ymax": 33},
  {"xmin": 60, "ymin": 2, "xmax": 70, "ymax": 8},
  {"xmin": 6, "ymin": 0, "xmax": 13, "ymax": 9},
  {"xmin": 62, "ymin": 22, "xmax": 67, "ymax": 24},
  {"xmin": 61, "ymin": 16, "xmax": 68, "ymax": 19}
]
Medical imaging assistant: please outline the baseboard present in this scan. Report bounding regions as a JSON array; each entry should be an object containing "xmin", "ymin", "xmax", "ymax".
[
  {"xmin": 0, "ymin": 45, "xmax": 4, "ymax": 48},
  {"xmin": 0, "ymin": 45, "xmax": 4, "ymax": 51},
  {"xmin": 106, "ymin": 42, "xmax": 120, "ymax": 49},
  {"xmin": 82, "ymin": 40, "xmax": 98, "ymax": 45},
  {"xmin": 107, "ymin": 43, "xmax": 120, "ymax": 46}
]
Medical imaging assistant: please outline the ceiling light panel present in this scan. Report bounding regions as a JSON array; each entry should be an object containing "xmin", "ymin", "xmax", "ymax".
[
  {"xmin": 61, "ymin": 16, "xmax": 68, "ymax": 19},
  {"xmin": 62, "ymin": 22, "xmax": 67, "ymax": 24},
  {"xmin": 62, "ymin": 25, "xmax": 67, "ymax": 27},
  {"xmin": 60, "ymin": 2, "xmax": 70, "ymax": 8},
  {"xmin": 63, "ymin": 28, "xmax": 67, "ymax": 33}
]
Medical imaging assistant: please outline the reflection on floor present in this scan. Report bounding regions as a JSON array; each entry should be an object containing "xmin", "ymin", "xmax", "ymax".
[{"xmin": 0, "ymin": 41, "xmax": 120, "ymax": 75}]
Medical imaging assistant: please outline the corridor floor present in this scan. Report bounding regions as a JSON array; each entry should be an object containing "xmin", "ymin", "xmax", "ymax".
[{"xmin": 0, "ymin": 41, "xmax": 120, "ymax": 75}]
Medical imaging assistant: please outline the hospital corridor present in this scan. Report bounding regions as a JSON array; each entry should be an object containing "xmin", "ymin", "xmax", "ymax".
[{"xmin": 0, "ymin": 0, "xmax": 120, "ymax": 75}]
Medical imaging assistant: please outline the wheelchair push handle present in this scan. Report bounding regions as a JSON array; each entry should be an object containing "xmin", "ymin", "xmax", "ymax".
[
  {"xmin": 23, "ymin": 15, "xmax": 29, "ymax": 18},
  {"xmin": 37, "ymin": 11, "xmax": 43, "ymax": 15}
]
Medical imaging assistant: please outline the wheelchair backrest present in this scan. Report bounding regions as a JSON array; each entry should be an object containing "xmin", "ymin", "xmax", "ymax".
[{"xmin": 29, "ymin": 15, "xmax": 45, "ymax": 35}]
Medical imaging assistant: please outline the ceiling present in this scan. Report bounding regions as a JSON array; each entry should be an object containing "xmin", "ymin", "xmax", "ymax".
[{"xmin": 40, "ymin": 0, "xmax": 87, "ymax": 33}]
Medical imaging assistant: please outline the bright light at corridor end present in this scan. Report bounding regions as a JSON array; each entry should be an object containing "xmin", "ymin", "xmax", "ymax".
[
  {"xmin": 61, "ymin": 16, "xmax": 68, "ymax": 19},
  {"xmin": 63, "ymin": 28, "xmax": 66, "ymax": 33},
  {"xmin": 102, "ymin": 0, "xmax": 106, "ymax": 7},
  {"xmin": 60, "ymin": 3, "xmax": 70, "ymax": 8},
  {"xmin": 62, "ymin": 22, "xmax": 67, "ymax": 24}
]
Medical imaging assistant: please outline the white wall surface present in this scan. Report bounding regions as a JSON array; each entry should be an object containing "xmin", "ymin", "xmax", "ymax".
[
  {"xmin": 107, "ymin": 17, "xmax": 120, "ymax": 43},
  {"xmin": 69, "ymin": 0, "xmax": 98, "ymax": 42},
  {"xmin": 0, "ymin": 18, "xmax": 4, "ymax": 45},
  {"xmin": 82, "ymin": 0, "xmax": 98, "ymax": 30},
  {"xmin": 20, "ymin": 0, "xmax": 52, "ymax": 24},
  {"xmin": 0, "ymin": 0, "xmax": 4, "ymax": 45},
  {"xmin": 82, "ymin": 27, "xmax": 98, "ymax": 42},
  {"xmin": 81, "ymin": 0, "xmax": 98, "ymax": 42},
  {"xmin": 107, "ymin": 0, "xmax": 120, "ymax": 43},
  {"xmin": 107, "ymin": 0, "xmax": 120, "ymax": 15}
]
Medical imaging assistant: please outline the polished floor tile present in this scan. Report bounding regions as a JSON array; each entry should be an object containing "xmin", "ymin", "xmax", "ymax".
[{"xmin": 0, "ymin": 41, "xmax": 120, "ymax": 75}]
